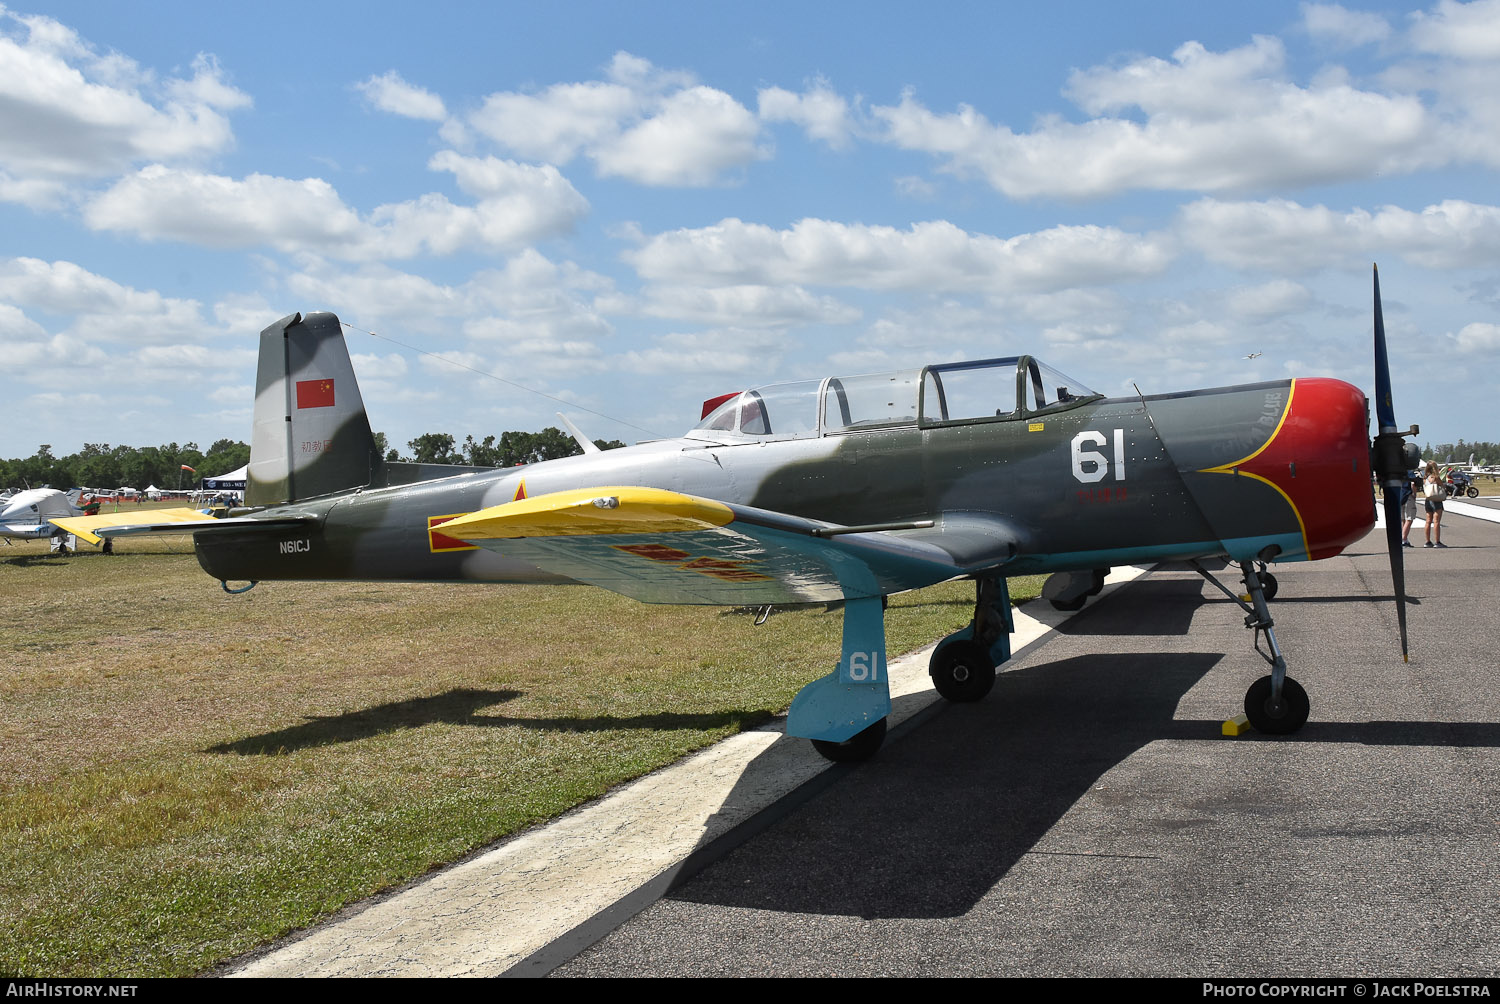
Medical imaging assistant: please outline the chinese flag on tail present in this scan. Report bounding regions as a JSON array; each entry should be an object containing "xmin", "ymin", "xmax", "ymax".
[{"xmin": 295, "ymin": 378, "xmax": 336, "ymax": 409}]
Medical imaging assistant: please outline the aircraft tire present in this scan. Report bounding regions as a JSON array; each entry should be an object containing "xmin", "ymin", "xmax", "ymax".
[
  {"xmin": 929, "ymin": 640, "xmax": 996, "ymax": 702},
  {"xmin": 1244, "ymin": 675, "xmax": 1309, "ymax": 734},
  {"xmin": 1049, "ymin": 595, "xmax": 1086, "ymax": 612},
  {"xmin": 811, "ymin": 718, "xmax": 886, "ymax": 763},
  {"xmin": 1087, "ymin": 568, "xmax": 1107, "ymax": 596},
  {"xmin": 1257, "ymin": 571, "xmax": 1279, "ymax": 601}
]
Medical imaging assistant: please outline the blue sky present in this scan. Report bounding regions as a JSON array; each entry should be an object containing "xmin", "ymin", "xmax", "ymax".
[{"xmin": 3, "ymin": 0, "xmax": 1498, "ymax": 464}]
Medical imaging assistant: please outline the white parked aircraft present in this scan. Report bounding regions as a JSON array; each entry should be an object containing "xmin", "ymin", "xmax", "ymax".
[{"xmin": 0, "ymin": 488, "xmax": 93, "ymax": 551}]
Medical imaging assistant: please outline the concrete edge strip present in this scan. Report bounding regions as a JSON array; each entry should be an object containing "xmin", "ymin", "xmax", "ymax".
[
  {"xmin": 1445, "ymin": 500, "xmax": 1500, "ymax": 524},
  {"xmin": 1377, "ymin": 498, "xmax": 1500, "ymax": 527}
]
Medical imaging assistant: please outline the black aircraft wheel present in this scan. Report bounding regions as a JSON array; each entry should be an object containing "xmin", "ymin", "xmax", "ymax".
[
  {"xmin": 811, "ymin": 718, "xmax": 887, "ymax": 763},
  {"xmin": 1257, "ymin": 570, "xmax": 1279, "ymax": 601},
  {"xmin": 1087, "ymin": 568, "xmax": 1107, "ymax": 596},
  {"xmin": 929, "ymin": 640, "xmax": 996, "ymax": 703},
  {"xmin": 1244, "ymin": 675, "xmax": 1310, "ymax": 735},
  {"xmin": 102, "ymin": 540, "xmax": 114, "ymax": 555},
  {"xmin": 1049, "ymin": 594, "xmax": 1086, "ymax": 612}
]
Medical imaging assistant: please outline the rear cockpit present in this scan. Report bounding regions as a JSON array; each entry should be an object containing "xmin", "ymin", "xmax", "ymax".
[{"xmin": 687, "ymin": 355, "xmax": 1100, "ymax": 443}]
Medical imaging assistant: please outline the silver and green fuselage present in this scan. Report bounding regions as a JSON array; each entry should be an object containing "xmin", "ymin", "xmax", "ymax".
[{"xmin": 195, "ymin": 312, "xmax": 1374, "ymax": 594}]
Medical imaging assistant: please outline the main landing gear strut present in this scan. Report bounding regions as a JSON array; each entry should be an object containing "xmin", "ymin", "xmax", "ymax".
[
  {"xmin": 929, "ymin": 575, "xmax": 1013, "ymax": 703},
  {"xmin": 1189, "ymin": 555, "xmax": 1309, "ymax": 734},
  {"xmin": 787, "ymin": 576, "xmax": 1016, "ymax": 763}
]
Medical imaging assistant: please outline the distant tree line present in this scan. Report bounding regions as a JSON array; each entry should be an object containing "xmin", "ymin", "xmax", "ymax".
[
  {"xmin": 0, "ymin": 440, "xmax": 251, "ymax": 492},
  {"xmin": 400, "ymin": 428, "xmax": 626, "ymax": 467},
  {"xmin": 2, "ymin": 425, "xmax": 629, "ymax": 490},
  {"xmin": 1422, "ymin": 441, "xmax": 1499, "ymax": 465}
]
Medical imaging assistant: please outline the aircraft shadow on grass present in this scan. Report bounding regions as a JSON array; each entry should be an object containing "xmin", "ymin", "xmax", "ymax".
[
  {"xmin": 0, "ymin": 554, "xmax": 72, "ymax": 568},
  {"xmin": 208, "ymin": 687, "xmax": 768, "ymax": 755},
  {"xmin": 668, "ymin": 650, "xmax": 1500, "ymax": 921},
  {"xmin": 207, "ymin": 688, "xmax": 524, "ymax": 754}
]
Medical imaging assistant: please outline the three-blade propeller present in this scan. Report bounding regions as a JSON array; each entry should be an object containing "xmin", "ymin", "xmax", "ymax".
[{"xmin": 1369, "ymin": 264, "xmax": 1419, "ymax": 661}]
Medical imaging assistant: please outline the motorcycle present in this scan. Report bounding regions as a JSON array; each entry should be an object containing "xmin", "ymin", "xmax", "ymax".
[{"xmin": 1445, "ymin": 470, "xmax": 1481, "ymax": 499}]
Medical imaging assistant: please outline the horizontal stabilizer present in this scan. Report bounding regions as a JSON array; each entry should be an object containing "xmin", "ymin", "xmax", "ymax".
[
  {"xmin": 50, "ymin": 508, "xmax": 317, "ymax": 546},
  {"xmin": 49, "ymin": 507, "xmax": 213, "ymax": 545}
]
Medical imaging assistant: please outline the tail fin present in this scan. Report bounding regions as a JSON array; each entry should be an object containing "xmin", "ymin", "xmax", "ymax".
[{"xmin": 247, "ymin": 312, "xmax": 380, "ymax": 507}]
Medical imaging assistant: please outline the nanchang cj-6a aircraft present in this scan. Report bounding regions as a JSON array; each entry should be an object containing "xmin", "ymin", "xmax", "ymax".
[{"xmin": 54, "ymin": 268, "xmax": 1420, "ymax": 761}]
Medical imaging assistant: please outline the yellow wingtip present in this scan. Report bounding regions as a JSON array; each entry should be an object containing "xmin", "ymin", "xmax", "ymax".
[{"xmin": 47, "ymin": 519, "xmax": 105, "ymax": 545}]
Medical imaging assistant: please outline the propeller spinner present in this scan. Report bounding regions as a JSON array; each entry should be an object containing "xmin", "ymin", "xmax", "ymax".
[{"xmin": 1369, "ymin": 264, "xmax": 1422, "ymax": 660}]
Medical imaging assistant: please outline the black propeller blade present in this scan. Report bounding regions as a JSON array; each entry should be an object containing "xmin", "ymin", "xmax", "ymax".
[{"xmin": 1369, "ymin": 264, "xmax": 1419, "ymax": 661}]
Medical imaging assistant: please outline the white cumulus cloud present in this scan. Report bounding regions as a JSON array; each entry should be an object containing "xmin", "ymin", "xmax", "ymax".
[
  {"xmin": 1301, "ymin": 3, "xmax": 1393, "ymax": 47},
  {"xmin": 625, "ymin": 217, "xmax": 1173, "ymax": 294},
  {"xmin": 467, "ymin": 52, "xmax": 765, "ymax": 186},
  {"xmin": 596, "ymin": 86, "xmax": 764, "ymax": 185},
  {"xmin": 616, "ymin": 330, "xmax": 783, "ymax": 375},
  {"xmin": 0, "ymin": 301, "xmax": 47, "ymax": 342},
  {"xmin": 356, "ymin": 70, "xmax": 447, "ymax": 121},
  {"xmin": 637, "ymin": 284, "xmax": 860, "ymax": 328},
  {"xmin": 0, "ymin": 256, "xmax": 205, "ymax": 343},
  {"xmin": 1451, "ymin": 321, "xmax": 1500, "ymax": 352},
  {"xmin": 85, "ymin": 166, "xmax": 364, "ymax": 250},
  {"xmin": 1180, "ymin": 197, "xmax": 1500, "ymax": 271},
  {"xmin": 758, "ymin": 80, "xmax": 855, "ymax": 149},
  {"xmin": 1227, "ymin": 279, "xmax": 1316, "ymax": 321},
  {"xmin": 0, "ymin": 10, "xmax": 248, "ymax": 197},
  {"xmin": 870, "ymin": 35, "xmax": 1436, "ymax": 198},
  {"xmin": 283, "ymin": 250, "xmax": 615, "ymax": 353},
  {"xmin": 83, "ymin": 155, "xmax": 587, "ymax": 258},
  {"xmin": 1410, "ymin": 0, "xmax": 1500, "ymax": 59}
]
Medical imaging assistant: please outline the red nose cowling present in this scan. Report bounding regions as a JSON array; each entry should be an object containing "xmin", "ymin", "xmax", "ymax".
[{"xmin": 1235, "ymin": 377, "xmax": 1373, "ymax": 561}]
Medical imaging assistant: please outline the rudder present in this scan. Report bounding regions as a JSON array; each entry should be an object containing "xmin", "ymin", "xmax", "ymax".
[{"xmin": 247, "ymin": 312, "xmax": 380, "ymax": 506}]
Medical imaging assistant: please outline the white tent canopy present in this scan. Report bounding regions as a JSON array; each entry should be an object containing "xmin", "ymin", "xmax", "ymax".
[{"xmin": 202, "ymin": 466, "xmax": 247, "ymax": 491}]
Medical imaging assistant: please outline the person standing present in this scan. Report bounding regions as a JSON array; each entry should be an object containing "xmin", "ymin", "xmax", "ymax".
[
  {"xmin": 1423, "ymin": 461, "xmax": 1447, "ymax": 548},
  {"xmin": 1400, "ymin": 470, "xmax": 1420, "ymax": 547}
]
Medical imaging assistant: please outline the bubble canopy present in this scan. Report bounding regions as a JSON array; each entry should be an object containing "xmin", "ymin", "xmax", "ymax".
[{"xmin": 688, "ymin": 356, "xmax": 1100, "ymax": 441}]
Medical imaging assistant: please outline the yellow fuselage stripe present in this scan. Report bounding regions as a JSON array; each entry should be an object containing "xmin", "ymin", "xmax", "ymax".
[{"xmin": 1196, "ymin": 379, "xmax": 1310, "ymax": 558}]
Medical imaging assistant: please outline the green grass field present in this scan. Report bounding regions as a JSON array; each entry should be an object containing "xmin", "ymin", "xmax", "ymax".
[{"xmin": 1, "ymin": 520, "xmax": 1043, "ymax": 977}]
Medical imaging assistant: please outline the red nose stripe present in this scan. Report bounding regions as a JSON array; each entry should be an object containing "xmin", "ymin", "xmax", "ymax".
[{"xmin": 1208, "ymin": 378, "xmax": 1373, "ymax": 560}]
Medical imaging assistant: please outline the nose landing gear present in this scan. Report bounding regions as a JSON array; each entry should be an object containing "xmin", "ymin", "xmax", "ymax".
[{"xmin": 1191, "ymin": 556, "xmax": 1309, "ymax": 735}]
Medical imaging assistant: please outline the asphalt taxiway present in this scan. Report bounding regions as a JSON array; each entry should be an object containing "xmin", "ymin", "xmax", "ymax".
[
  {"xmin": 557, "ymin": 512, "xmax": 1500, "ymax": 978},
  {"xmin": 230, "ymin": 509, "xmax": 1500, "ymax": 978}
]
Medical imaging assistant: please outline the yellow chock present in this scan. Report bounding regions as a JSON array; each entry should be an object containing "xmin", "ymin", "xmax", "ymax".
[
  {"xmin": 1239, "ymin": 594, "xmax": 1253, "ymax": 603},
  {"xmin": 1222, "ymin": 713, "xmax": 1252, "ymax": 736}
]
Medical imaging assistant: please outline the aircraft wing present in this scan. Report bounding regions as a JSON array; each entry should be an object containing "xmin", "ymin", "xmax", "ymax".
[
  {"xmin": 49, "ymin": 508, "xmax": 316, "ymax": 546},
  {"xmin": 438, "ymin": 486, "xmax": 1022, "ymax": 605}
]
